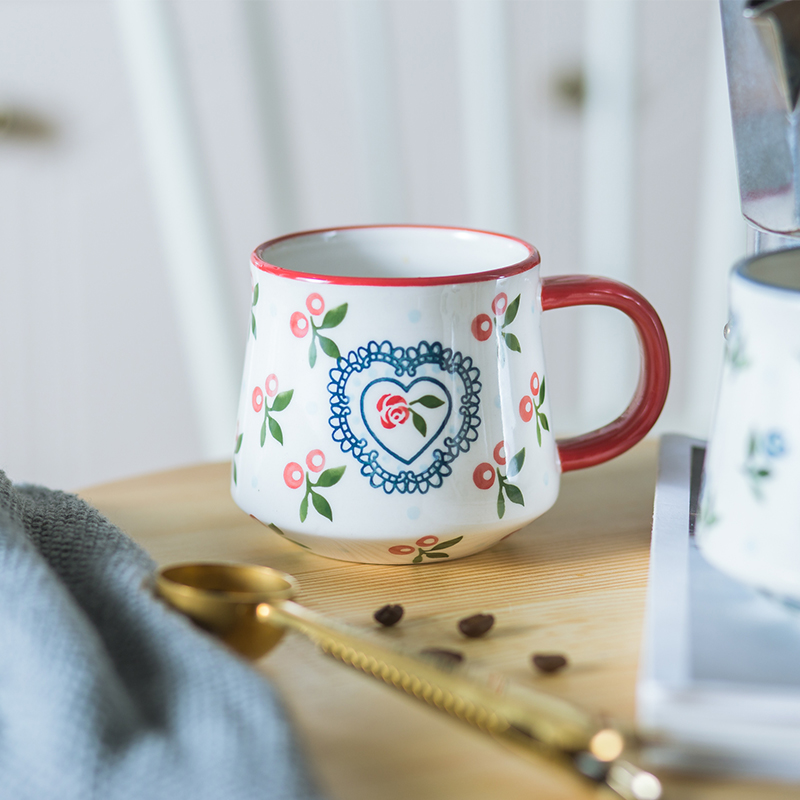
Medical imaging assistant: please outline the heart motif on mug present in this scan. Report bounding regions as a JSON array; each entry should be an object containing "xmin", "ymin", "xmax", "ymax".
[
  {"xmin": 328, "ymin": 341, "xmax": 482, "ymax": 494},
  {"xmin": 361, "ymin": 378, "xmax": 452, "ymax": 465}
]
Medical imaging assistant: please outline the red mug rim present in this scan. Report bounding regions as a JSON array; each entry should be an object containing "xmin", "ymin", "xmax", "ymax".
[{"xmin": 251, "ymin": 224, "xmax": 541, "ymax": 287}]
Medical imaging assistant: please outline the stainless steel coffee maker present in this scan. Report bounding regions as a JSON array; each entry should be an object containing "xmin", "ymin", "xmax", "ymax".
[{"xmin": 721, "ymin": 0, "xmax": 800, "ymax": 253}]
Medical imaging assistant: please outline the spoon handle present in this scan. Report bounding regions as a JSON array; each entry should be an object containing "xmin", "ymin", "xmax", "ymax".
[{"xmin": 265, "ymin": 600, "xmax": 660, "ymax": 800}]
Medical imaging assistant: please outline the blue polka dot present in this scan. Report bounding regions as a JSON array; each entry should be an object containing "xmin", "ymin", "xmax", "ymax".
[
  {"xmin": 306, "ymin": 402, "xmax": 318, "ymax": 415},
  {"xmin": 408, "ymin": 309, "xmax": 421, "ymax": 323},
  {"xmin": 270, "ymin": 304, "xmax": 278, "ymax": 317},
  {"xmin": 407, "ymin": 506, "xmax": 420, "ymax": 520},
  {"xmin": 543, "ymin": 472, "xmax": 549, "ymax": 486},
  {"xmin": 494, "ymin": 395, "xmax": 502, "ymax": 409},
  {"xmin": 251, "ymin": 475, "xmax": 259, "ymax": 488}
]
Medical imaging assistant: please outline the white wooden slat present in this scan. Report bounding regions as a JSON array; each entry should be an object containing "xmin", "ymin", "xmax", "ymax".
[
  {"xmin": 112, "ymin": 0, "xmax": 240, "ymax": 460},
  {"xmin": 241, "ymin": 0, "xmax": 300, "ymax": 235},
  {"xmin": 343, "ymin": 0, "xmax": 407, "ymax": 223},
  {"xmin": 578, "ymin": 0, "xmax": 638, "ymax": 430},
  {"xmin": 456, "ymin": 0, "xmax": 518, "ymax": 235},
  {"xmin": 685, "ymin": 9, "xmax": 746, "ymax": 438}
]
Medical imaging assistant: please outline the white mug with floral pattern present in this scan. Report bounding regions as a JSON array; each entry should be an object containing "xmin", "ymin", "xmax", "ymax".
[
  {"xmin": 698, "ymin": 248, "xmax": 800, "ymax": 603},
  {"xmin": 232, "ymin": 225, "xmax": 670, "ymax": 564}
]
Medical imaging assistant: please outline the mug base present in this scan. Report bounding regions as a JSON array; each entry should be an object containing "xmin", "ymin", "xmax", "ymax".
[{"xmin": 255, "ymin": 519, "xmax": 526, "ymax": 565}]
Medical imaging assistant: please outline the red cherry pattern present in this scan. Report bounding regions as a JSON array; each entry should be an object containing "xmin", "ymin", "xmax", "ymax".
[
  {"xmin": 283, "ymin": 462, "xmax": 304, "ymax": 489},
  {"xmin": 305, "ymin": 449, "xmax": 325, "ymax": 473},
  {"xmin": 473, "ymin": 439, "xmax": 509, "ymax": 491},
  {"xmin": 471, "ymin": 313, "xmax": 493, "ymax": 341},
  {"xmin": 471, "ymin": 292, "xmax": 521, "ymax": 352},
  {"xmin": 473, "ymin": 440, "xmax": 526, "ymax": 518},
  {"xmin": 306, "ymin": 293, "xmax": 325, "ymax": 315},
  {"xmin": 252, "ymin": 386, "xmax": 264, "ymax": 413},
  {"xmin": 473, "ymin": 463, "xmax": 496, "ymax": 490},
  {"xmin": 387, "ymin": 534, "xmax": 464, "ymax": 562},
  {"xmin": 519, "ymin": 370, "xmax": 549, "ymax": 446},
  {"xmin": 290, "ymin": 311, "xmax": 309, "ymax": 338},
  {"xmin": 290, "ymin": 293, "xmax": 348, "ymax": 367},
  {"xmin": 283, "ymin": 450, "xmax": 346, "ymax": 522},
  {"xmin": 286, "ymin": 449, "xmax": 329, "ymax": 486},
  {"xmin": 253, "ymin": 374, "xmax": 293, "ymax": 446},
  {"xmin": 491, "ymin": 292, "xmax": 508, "ymax": 315}
]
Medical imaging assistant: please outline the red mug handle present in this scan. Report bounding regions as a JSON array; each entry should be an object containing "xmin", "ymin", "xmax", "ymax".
[{"xmin": 541, "ymin": 275, "xmax": 670, "ymax": 472}]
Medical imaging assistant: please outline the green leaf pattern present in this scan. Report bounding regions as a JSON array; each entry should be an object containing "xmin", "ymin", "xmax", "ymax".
[
  {"xmin": 498, "ymin": 293, "xmax": 522, "ymax": 355},
  {"xmin": 253, "ymin": 376, "xmax": 293, "ymax": 447},
  {"xmin": 305, "ymin": 300, "xmax": 347, "ymax": 367},
  {"xmin": 232, "ymin": 429, "xmax": 243, "ymax": 485},
  {"xmin": 534, "ymin": 375, "xmax": 548, "ymax": 446},
  {"xmin": 295, "ymin": 464, "xmax": 346, "ymax": 522},
  {"xmin": 520, "ymin": 371, "xmax": 549, "ymax": 448},
  {"xmin": 495, "ymin": 448, "xmax": 526, "ymax": 519},
  {"xmin": 251, "ymin": 283, "xmax": 259, "ymax": 338},
  {"xmin": 407, "ymin": 394, "xmax": 445, "ymax": 437},
  {"xmin": 478, "ymin": 292, "xmax": 523, "ymax": 355},
  {"xmin": 388, "ymin": 535, "xmax": 464, "ymax": 564},
  {"xmin": 243, "ymin": 288, "xmax": 542, "ymax": 555}
]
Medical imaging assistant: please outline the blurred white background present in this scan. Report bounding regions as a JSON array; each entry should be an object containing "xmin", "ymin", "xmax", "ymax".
[{"xmin": 0, "ymin": 0, "xmax": 745, "ymax": 491}]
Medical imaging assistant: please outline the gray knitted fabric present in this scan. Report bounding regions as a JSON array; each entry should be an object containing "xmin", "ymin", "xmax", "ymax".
[{"xmin": 0, "ymin": 471, "xmax": 324, "ymax": 800}]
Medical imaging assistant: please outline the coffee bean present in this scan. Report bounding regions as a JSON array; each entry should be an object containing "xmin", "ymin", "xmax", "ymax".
[
  {"xmin": 458, "ymin": 613, "xmax": 495, "ymax": 638},
  {"xmin": 420, "ymin": 648, "xmax": 464, "ymax": 665},
  {"xmin": 532, "ymin": 653, "xmax": 568, "ymax": 673},
  {"xmin": 374, "ymin": 604, "xmax": 404, "ymax": 627}
]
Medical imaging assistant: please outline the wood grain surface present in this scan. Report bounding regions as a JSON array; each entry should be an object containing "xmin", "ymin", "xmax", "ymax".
[{"xmin": 80, "ymin": 440, "xmax": 799, "ymax": 800}]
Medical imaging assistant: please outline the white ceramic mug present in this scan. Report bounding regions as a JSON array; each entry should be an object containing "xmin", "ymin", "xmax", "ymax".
[
  {"xmin": 231, "ymin": 225, "xmax": 669, "ymax": 564},
  {"xmin": 698, "ymin": 247, "xmax": 800, "ymax": 603}
]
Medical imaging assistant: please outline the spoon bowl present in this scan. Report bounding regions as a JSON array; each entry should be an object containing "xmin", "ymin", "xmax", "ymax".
[{"xmin": 156, "ymin": 562, "xmax": 297, "ymax": 659}]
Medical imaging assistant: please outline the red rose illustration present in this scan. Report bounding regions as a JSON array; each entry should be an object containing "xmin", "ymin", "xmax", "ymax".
[
  {"xmin": 377, "ymin": 393, "xmax": 411, "ymax": 429},
  {"xmin": 416, "ymin": 535, "xmax": 438, "ymax": 547},
  {"xmin": 530, "ymin": 371, "xmax": 540, "ymax": 397},
  {"xmin": 493, "ymin": 441, "xmax": 506, "ymax": 466},
  {"xmin": 388, "ymin": 544, "xmax": 416, "ymax": 555},
  {"xmin": 265, "ymin": 373, "xmax": 278, "ymax": 398}
]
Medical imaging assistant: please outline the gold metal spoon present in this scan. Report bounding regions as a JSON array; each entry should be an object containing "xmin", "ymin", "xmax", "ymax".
[{"xmin": 155, "ymin": 562, "xmax": 662, "ymax": 800}]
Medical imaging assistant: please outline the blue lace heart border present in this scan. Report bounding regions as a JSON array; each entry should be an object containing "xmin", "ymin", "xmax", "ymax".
[{"xmin": 327, "ymin": 340, "xmax": 482, "ymax": 494}]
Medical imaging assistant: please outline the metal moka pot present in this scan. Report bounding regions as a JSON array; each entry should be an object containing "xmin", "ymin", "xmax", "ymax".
[
  {"xmin": 697, "ymin": 2, "xmax": 800, "ymax": 599},
  {"xmin": 721, "ymin": 0, "xmax": 800, "ymax": 252}
]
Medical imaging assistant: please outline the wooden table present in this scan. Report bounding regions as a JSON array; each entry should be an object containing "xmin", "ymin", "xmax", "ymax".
[{"xmin": 80, "ymin": 440, "xmax": 797, "ymax": 800}]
